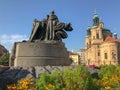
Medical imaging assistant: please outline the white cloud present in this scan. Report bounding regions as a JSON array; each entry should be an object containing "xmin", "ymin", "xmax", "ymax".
[{"xmin": 0, "ymin": 34, "xmax": 29, "ymax": 51}]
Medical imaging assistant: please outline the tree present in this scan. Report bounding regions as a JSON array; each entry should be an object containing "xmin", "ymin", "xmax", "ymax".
[{"xmin": 0, "ymin": 54, "xmax": 9, "ymax": 66}]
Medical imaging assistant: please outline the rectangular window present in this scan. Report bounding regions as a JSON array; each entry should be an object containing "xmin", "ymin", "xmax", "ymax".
[
  {"xmin": 96, "ymin": 33, "xmax": 99, "ymax": 39},
  {"xmin": 81, "ymin": 53, "xmax": 82, "ymax": 56},
  {"xmin": 98, "ymin": 45, "xmax": 99, "ymax": 48},
  {"xmin": 98, "ymin": 52, "xmax": 100, "ymax": 56},
  {"xmin": 104, "ymin": 53, "xmax": 107, "ymax": 59}
]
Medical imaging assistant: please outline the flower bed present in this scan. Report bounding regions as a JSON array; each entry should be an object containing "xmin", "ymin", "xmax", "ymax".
[{"xmin": 6, "ymin": 64, "xmax": 120, "ymax": 90}]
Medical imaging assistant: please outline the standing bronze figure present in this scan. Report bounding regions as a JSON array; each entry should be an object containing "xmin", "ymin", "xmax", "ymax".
[{"xmin": 29, "ymin": 10, "xmax": 73, "ymax": 41}]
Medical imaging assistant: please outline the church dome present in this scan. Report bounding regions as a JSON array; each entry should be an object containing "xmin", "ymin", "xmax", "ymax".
[{"xmin": 93, "ymin": 14, "xmax": 99, "ymax": 19}]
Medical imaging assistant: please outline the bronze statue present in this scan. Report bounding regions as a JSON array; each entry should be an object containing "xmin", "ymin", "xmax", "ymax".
[
  {"xmin": 9, "ymin": 10, "xmax": 73, "ymax": 66},
  {"xmin": 29, "ymin": 10, "xmax": 73, "ymax": 41}
]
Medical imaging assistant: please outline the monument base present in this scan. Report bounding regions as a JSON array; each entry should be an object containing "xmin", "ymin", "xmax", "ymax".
[{"xmin": 13, "ymin": 41, "xmax": 71, "ymax": 67}]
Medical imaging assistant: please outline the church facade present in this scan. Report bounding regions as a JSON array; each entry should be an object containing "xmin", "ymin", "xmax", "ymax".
[{"xmin": 85, "ymin": 13, "xmax": 120, "ymax": 66}]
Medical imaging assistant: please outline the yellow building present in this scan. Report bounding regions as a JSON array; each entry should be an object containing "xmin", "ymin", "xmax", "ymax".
[
  {"xmin": 69, "ymin": 51, "xmax": 80, "ymax": 65},
  {"xmin": 85, "ymin": 13, "xmax": 120, "ymax": 66},
  {"xmin": 76, "ymin": 49, "xmax": 86, "ymax": 64}
]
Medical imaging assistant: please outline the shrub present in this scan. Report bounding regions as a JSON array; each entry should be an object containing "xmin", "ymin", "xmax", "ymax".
[
  {"xmin": 97, "ymin": 65, "xmax": 120, "ymax": 89},
  {"xmin": 63, "ymin": 65, "xmax": 97, "ymax": 90},
  {"xmin": 0, "ymin": 54, "xmax": 9, "ymax": 66},
  {"xmin": 98, "ymin": 64, "xmax": 117, "ymax": 78},
  {"xmin": 36, "ymin": 70, "xmax": 64, "ymax": 90},
  {"xmin": 36, "ymin": 65, "xmax": 97, "ymax": 90}
]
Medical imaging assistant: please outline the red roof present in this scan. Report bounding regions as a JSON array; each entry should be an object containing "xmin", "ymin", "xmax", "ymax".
[
  {"xmin": 69, "ymin": 51, "xmax": 78, "ymax": 55},
  {"xmin": 104, "ymin": 36, "xmax": 120, "ymax": 43}
]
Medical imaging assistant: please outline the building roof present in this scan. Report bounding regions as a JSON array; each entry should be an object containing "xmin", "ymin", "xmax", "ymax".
[
  {"xmin": 77, "ymin": 49, "xmax": 85, "ymax": 52},
  {"xmin": 104, "ymin": 36, "xmax": 120, "ymax": 43},
  {"xmin": 103, "ymin": 28, "xmax": 110, "ymax": 32},
  {"xmin": 68, "ymin": 51, "xmax": 78, "ymax": 55}
]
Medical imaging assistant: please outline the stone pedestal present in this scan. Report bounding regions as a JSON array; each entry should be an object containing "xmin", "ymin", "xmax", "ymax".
[{"xmin": 13, "ymin": 41, "xmax": 71, "ymax": 66}]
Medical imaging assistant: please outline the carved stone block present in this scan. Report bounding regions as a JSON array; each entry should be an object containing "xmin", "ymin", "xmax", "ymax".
[{"xmin": 13, "ymin": 41, "xmax": 71, "ymax": 66}]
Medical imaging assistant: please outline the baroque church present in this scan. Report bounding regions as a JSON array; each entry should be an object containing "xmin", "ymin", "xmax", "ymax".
[{"xmin": 85, "ymin": 12, "xmax": 120, "ymax": 66}]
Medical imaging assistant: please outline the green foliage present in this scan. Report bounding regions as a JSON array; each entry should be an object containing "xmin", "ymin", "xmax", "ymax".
[
  {"xmin": 98, "ymin": 64, "xmax": 119, "ymax": 79},
  {"xmin": 5, "ymin": 64, "xmax": 120, "ymax": 90},
  {"xmin": 36, "ymin": 70, "xmax": 65, "ymax": 90},
  {"xmin": 69, "ymin": 58, "xmax": 73, "ymax": 63},
  {"xmin": 0, "ymin": 54, "xmax": 9, "ymax": 65},
  {"xmin": 36, "ymin": 65, "xmax": 97, "ymax": 90},
  {"xmin": 63, "ymin": 65, "xmax": 97, "ymax": 90},
  {"xmin": 98, "ymin": 65, "xmax": 120, "ymax": 89}
]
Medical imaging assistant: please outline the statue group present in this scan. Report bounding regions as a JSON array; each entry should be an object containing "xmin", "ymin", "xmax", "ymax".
[
  {"xmin": 10, "ymin": 10, "xmax": 73, "ymax": 66},
  {"xmin": 29, "ymin": 10, "xmax": 73, "ymax": 41}
]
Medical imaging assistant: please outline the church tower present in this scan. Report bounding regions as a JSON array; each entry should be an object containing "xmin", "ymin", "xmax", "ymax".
[
  {"xmin": 93, "ymin": 11, "xmax": 99, "ymax": 26},
  {"xmin": 91, "ymin": 12, "xmax": 104, "ymax": 45},
  {"xmin": 85, "ymin": 12, "xmax": 104, "ymax": 49},
  {"xmin": 85, "ymin": 12, "xmax": 112, "ymax": 66}
]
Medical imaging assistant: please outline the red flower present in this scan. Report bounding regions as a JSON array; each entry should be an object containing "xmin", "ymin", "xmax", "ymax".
[{"xmin": 81, "ymin": 75, "xmax": 85, "ymax": 79}]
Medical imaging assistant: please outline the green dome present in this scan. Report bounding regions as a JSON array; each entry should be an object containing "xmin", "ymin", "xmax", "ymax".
[
  {"xmin": 92, "ymin": 25, "xmax": 98, "ymax": 29},
  {"xmin": 85, "ymin": 35, "xmax": 90, "ymax": 38},
  {"xmin": 103, "ymin": 28, "xmax": 110, "ymax": 32},
  {"xmin": 93, "ymin": 14, "xmax": 98, "ymax": 19},
  {"xmin": 113, "ymin": 32, "xmax": 117, "ymax": 35},
  {"xmin": 87, "ymin": 26, "xmax": 91, "ymax": 30}
]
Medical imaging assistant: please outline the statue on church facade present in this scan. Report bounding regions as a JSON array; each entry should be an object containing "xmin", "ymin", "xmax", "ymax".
[{"xmin": 29, "ymin": 10, "xmax": 73, "ymax": 41}]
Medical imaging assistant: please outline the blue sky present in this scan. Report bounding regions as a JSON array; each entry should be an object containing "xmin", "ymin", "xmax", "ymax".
[{"xmin": 0, "ymin": 0, "xmax": 120, "ymax": 52}]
